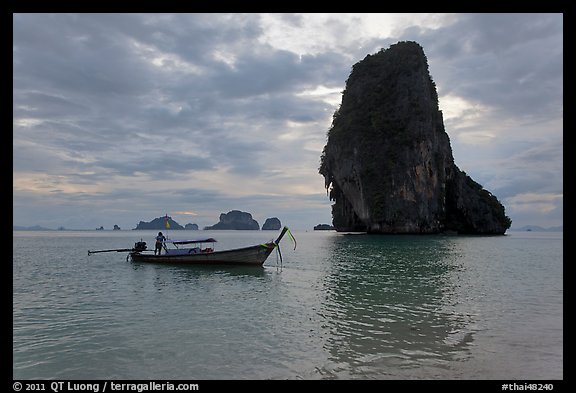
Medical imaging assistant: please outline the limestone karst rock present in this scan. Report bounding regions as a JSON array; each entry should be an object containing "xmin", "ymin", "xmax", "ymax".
[
  {"xmin": 204, "ymin": 210, "xmax": 260, "ymax": 230},
  {"xmin": 319, "ymin": 41, "xmax": 511, "ymax": 234},
  {"xmin": 262, "ymin": 217, "xmax": 282, "ymax": 230},
  {"xmin": 133, "ymin": 216, "xmax": 184, "ymax": 230}
]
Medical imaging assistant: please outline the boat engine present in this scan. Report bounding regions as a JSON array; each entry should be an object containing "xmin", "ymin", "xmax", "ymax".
[{"xmin": 133, "ymin": 241, "xmax": 147, "ymax": 252}]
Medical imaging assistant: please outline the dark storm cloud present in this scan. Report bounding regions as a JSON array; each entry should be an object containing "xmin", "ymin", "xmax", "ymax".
[
  {"xmin": 206, "ymin": 50, "xmax": 348, "ymax": 98},
  {"xmin": 14, "ymin": 17, "xmax": 155, "ymax": 98},
  {"xmin": 399, "ymin": 13, "xmax": 563, "ymax": 121},
  {"xmin": 490, "ymin": 139, "xmax": 563, "ymax": 199},
  {"xmin": 13, "ymin": 91, "xmax": 89, "ymax": 119},
  {"xmin": 96, "ymin": 154, "xmax": 216, "ymax": 178}
]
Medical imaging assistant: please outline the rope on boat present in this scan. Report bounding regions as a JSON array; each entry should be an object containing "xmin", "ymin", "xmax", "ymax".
[
  {"xmin": 269, "ymin": 227, "xmax": 297, "ymax": 270},
  {"xmin": 276, "ymin": 243, "xmax": 283, "ymax": 270},
  {"xmin": 260, "ymin": 242, "xmax": 283, "ymax": 269}
]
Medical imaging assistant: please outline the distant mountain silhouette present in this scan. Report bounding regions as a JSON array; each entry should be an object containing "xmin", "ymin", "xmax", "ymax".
[
  {"xmin": 13, "ymin": 225, "xmax": 53, "ymax": 231},
  {"xmin": 510, "ymin": 225, "xmax": 563, "ymax": 232}
]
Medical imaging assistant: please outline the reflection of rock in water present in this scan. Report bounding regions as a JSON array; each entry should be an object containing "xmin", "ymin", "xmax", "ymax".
[{"xmin": 316, "ymin": 234, "xmax": 477, "ymax": 378}]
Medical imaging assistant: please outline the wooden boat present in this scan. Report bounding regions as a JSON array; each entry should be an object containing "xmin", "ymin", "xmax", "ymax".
[
  {"xmin": 130, "ymin": 239, "xmax": 276, "ymax": 265},
  {"xmin": 89, "ymin": 227, "xmax": 294, "ymax": 267}
]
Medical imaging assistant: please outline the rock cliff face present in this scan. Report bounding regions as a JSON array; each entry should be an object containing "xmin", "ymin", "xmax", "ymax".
[
  {"xmin": 204, "ymin": 210, "xmax": 260, "ymax": 230},
  {"xmin": 319, "ymin": 41, "xmax": 511, "ymax": 234}
]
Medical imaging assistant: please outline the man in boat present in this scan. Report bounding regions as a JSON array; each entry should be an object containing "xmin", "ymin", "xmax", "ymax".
[{"xmin": 155, "ymin": 232, "xmax": 166, "ymax": 255}]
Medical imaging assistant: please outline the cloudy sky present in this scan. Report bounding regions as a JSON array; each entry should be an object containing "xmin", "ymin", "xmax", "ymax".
[{"xmin": 13, "ymin": 13, "xmax": 563, "ymax": 230}]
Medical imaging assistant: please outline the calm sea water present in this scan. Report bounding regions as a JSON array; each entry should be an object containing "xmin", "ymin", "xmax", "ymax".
[{"xmin": 13, "ymin": 230, "xmax": 563, "ymax": 380}]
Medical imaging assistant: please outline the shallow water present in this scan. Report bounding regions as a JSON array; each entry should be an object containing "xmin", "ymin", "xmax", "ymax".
[{"xmin": 13, "ymin": 230, "xmax": 563, "ymax": 379}]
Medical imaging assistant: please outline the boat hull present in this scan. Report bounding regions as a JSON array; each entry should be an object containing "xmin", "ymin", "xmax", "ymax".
[{"xmin": 129, "ymin": 243, "xmax": 276, "ymax": 266}]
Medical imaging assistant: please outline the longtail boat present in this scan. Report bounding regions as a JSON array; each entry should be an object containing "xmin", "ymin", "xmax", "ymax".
[{"xmin": 88, "ymin": 226, "xmax": 295, "ymax": 266}]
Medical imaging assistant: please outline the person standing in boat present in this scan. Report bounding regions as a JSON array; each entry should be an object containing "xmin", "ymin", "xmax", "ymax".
[{"xmin": 155, "ymin": 231, "xmax": 166, "ymax": 255}]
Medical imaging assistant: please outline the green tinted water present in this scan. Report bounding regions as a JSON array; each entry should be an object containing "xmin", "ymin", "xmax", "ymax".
[{"xmin": 13, "ymin": 230, "xmax": 562, "ymax": 379}]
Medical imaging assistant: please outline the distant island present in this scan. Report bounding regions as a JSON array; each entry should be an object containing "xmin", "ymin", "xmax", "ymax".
[
  {"xmin": 204, "ymin": 210, "xmax": 259, "ymax": 230},
  {"xmin": 314, "ymin": 224, "xmax": 334, "ymax": 230},
  {"xmin": 134, "ymin": 216, "xmax": 186, "ymax": 230},
  {"xmin": 96, "ymin": 225, "xmax": 120, "ymax": 230},
  {"xmin": 262, "ymin": 217, "xmax": 281, "ymax": 230}
]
